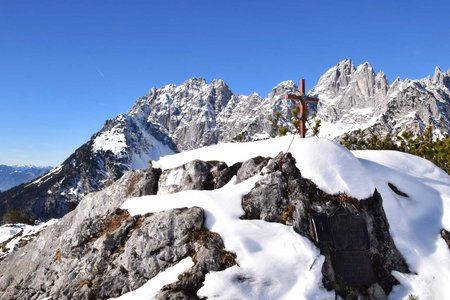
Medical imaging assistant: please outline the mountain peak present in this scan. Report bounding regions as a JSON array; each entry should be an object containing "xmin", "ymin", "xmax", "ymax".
[
  {"xmin": 356, "ymin": 62, "xmax": 374, "ymax": 72},
  {"xmin": 432, "ymin": 66, "xmax": 450, "ymax": 88},
  {"xmin": 311, "ymin": 59, "xmax": 356, "ymax": 96},
  {"xmin": 434, "ymin": 66, "xmax": 443, "ymax": 81},
  {"xmin": 182, "ymin": 77, "xmax": 207, "ymax": 87},
  {"xmin": 337, "ymin": 58, "xmax": 354, "ymax": 67},
  {"xmin": 268, "ymin": 80, "xmax": 297, "ymax": 99}
]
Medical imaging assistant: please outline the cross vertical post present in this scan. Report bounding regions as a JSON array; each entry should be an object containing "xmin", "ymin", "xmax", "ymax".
[{"xmin": 285, "ymin": 79, "xmax": 319, "ymax": 138}]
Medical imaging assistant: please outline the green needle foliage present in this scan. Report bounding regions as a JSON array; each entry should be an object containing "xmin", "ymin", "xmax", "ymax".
[
  {"xmin": 340, "ymin": 127, "xmax": 450, "ymax": 175},
  {"xmin": 269, "ymin": 106, "xmax": 321, "ymax": 137}
]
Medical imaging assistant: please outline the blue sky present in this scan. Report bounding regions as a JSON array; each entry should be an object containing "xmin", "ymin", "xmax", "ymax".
[{"xmin": 1, "ymin": 0, "xmax": 449, "ymax": 166}]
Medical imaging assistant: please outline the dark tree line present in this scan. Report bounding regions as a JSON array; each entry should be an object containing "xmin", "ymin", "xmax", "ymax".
[{"xmin": 340, "ymin": 127, "xmax": 450, "ymax": 175}]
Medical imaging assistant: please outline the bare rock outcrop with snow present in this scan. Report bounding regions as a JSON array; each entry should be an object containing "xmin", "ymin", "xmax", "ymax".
[{"xmin": 0, "ymin": 151, "xmax": 414, "ymax": 300}]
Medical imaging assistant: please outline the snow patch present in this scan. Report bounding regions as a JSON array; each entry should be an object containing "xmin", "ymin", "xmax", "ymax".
[
  {"xmin": 92, "ymin": 127, "xmax": 127, "ymax": 155},
  {"xmin": 111, "ymin": 257, "xmax": 194, "ymax": 300},
  {"xmin": 0, "ymin": 219, "xmax": 58, "ymax": 259}
]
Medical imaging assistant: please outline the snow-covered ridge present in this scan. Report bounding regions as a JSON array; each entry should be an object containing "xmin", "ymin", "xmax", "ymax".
[{"xmin": 154, "ymin": 136, "xmax": 374, "ymax": 199}]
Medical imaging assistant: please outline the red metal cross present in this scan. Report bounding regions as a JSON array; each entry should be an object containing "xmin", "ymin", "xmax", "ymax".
[{"xmin": 285, "ymin": 79, "xmax": 319, "ymax": 138}]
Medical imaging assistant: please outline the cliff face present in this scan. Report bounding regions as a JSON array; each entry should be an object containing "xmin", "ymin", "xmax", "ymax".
[{"xmin": 2, "ymin": 136, "xmax": 448, "ymax": 299}]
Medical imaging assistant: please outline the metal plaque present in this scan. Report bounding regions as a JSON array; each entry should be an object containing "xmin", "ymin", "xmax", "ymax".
[
  {"xmin": 329, "ymin": 207, "xmax": 370, "ymax": 251},
  {"xmin": 331, "ymin": 250, "xmax": 376, "ymax": 287}
]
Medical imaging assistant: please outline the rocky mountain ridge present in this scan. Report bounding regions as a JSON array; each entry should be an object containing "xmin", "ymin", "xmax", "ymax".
[
  {"xmin": 1, "ymin": 59, "xmax": 449, "ymax": 224},
  {"xmin": 312, "ymin": 59, "xmax": 450, "ymax": 138}
]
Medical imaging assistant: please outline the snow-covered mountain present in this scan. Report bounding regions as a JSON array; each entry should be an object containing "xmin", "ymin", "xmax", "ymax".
[
  {"xmin": 1, "ymin": 60, "xmax": 449, "ymax": 224},
  {"xmin": 0, "ymin": 78, "xmax": 299, "ymax": 224},
  {"xmin": 0, "ymin": 165, "xmax": 52, "ymax": 192},
  {"xmin": 1, "ymin": 137, "xmax": 449, "ymax": 299},
  {"xmin": 312, "ymin": 59, "xmax": 450, "ymax": 139}
]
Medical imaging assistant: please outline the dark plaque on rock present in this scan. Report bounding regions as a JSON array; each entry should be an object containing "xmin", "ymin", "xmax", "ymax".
[
  {"xmin": 331, "ymin": 251, "xmax": 376, "ymax": 287},
  {"xmin": 311, "ymin": 214, "xmax": 332, "ymax": 243},
  {"xmin": 329, "ymin": 207, "xmax": 370, "ymax": 251}
]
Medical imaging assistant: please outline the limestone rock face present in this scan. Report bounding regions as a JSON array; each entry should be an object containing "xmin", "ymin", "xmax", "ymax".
[{"xmin": 0, "ymin": 154, "xmax": 413, "ymax": 300}]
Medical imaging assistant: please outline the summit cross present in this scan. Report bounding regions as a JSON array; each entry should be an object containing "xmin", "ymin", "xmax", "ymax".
[{"xmin": 285, "ymin": 79, "xmax": 319, "ymax": 138}]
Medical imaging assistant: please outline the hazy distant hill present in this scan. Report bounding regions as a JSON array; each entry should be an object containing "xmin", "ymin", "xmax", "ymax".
[{"xmin": 0, "ymin": 165, "xmax": 52, "ymax": 192}]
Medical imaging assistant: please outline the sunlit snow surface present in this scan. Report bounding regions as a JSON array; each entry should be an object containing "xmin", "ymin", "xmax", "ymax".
[
  {"xmin": 111, "ymin": 257, "xmax": 194, "ymax": 300},
  {"xmin": 0, "ymin": 219, "xmax": 58, "ymax": 259},
  {"xmin": 154, "ymin": 136, "xmax": 374, "ymax": 199},
  {"xmin": 118, "ymin": 136, "xmax": 448, "ymax": 299},
  {"xmin": 354, "ymin": 150, "xmax": 450, "ymax": 300},
  {"xmin": 92, "ymin": 125, "xmax": 127, "ymax": 155}
]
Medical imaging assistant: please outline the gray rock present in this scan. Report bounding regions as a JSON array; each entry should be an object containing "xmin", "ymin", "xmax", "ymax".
[
  {"xmin": 441, "ymin": 229, "xmax": 450, "ymax": 249},
  {"xmin": 236, "ymin": 156, "xmax": 270, "ymax": 183},
  {"xmin": 0, "ymin": 161, "xmax": 241, "ymax": 299},
  {"xmin": 240, "ymin": 152, "xmax": 409, "ymax": 299},
  {"xmin": 158, "ymin": 160, "xmax": 238, "ymax": 194}
]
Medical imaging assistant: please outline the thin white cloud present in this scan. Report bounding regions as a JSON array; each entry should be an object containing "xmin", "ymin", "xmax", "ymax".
[{"xmin": 95, "ymin": 67, "xmax": 105, "ymax": 78}]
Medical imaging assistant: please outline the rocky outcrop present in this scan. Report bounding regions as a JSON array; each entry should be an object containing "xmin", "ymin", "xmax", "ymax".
[
  {"xmin": 241, "ymin": 152, "xmax": 409, "ymax": 299},
  {"xmin": 442, "ymin": 229, "xmax": 450, "ymax": 249},
  {"xmin": 0, "ymin": 154, "xmax": 413, "ymax": 299},
  {"xmin": 158, "ymin": 159, "xmax": 241, "ymax": 194}
]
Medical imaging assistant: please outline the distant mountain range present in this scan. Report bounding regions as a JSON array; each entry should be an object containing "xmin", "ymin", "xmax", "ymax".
[
  {"xmin": 0, "ymin": 165, "xmax": 52, "ymax": 192},
  {"xmin": 1, "ymin": 59, "xmax": 449, "ymax": 224}
]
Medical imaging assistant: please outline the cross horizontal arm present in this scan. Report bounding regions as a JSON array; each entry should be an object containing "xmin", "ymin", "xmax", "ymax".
[
  {"xmin": 285, "ymin": 94, "xmax": 319, "ymax": 102},
  {"xmin": 304, "ymin": 96, "xmax": 319, "ymax": 102},
  {"xmin": 285, "ymin": 94, "xmax": 302, "ymax": 100}
]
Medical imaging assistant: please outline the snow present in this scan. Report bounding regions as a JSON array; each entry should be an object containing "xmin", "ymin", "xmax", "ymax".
[
  {"xmin": 0, "ymin": 225, "xmax": 23, "ymax": 244},
  {"xmin": 92, "ymin": 126, "xmax": 127, "ymax": 155},
  {"xmin": 110, "ymin": 257, "xmax": 194, "ymax": 300},
  {"xmin": 0, "ymin": 219, "xmax": 58, "ymax": 259},
  {"xmin": 353, "ymin": 150, "xmax": 450, "ymax": 299},
  {"xmin": 154, "ymin": 136, "xmax": 375, "ymax": 199},
  {"xmin": 27, "ymin": 165, "xmax": 63, "ymax": 187},
  {"xmin": 128, "ymin": 124, "xmax": 175, "ymax": 170}
]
